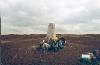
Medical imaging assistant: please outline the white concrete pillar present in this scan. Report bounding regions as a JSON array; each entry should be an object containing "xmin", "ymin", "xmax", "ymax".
[{"xmin": 47, "ymin": 23, "xmax": 55, "ymax": 39}]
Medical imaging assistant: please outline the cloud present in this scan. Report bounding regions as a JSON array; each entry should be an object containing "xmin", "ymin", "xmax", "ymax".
[{"xmin": 0, "ymin": 0, "xmax": 100, "ymax": 34}]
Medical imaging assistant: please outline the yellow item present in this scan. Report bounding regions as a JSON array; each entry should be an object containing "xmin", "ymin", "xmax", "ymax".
[{"xmin": 52, "ymin": 34, "xmax": 58, "ymax": 41}]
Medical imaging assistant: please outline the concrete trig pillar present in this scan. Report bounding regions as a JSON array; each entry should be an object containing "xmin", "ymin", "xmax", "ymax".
[{"xmin": 47, "ymin": 23, "xmax": 55, "ymax": 39}]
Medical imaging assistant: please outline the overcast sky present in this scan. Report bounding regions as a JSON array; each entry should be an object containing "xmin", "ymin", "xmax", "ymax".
[{"xmin": 0, "ymin": 0, "xmax": 100, "ymax": 34}]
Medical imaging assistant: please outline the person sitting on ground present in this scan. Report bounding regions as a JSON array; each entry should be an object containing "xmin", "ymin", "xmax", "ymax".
[
  {"xmin": 42, "ymin": 40, "xmax": 50, "ymax": 51},
  {"xmin": 59, "ymin": 35, "xmax": 65, "ymax": 46},
  {"xmin": 51, "ymin": 35, "xmax": 59, "ymax": 51},
  {"xmin": 56, "ymin": 35, "xmax": 65, "ymax": 49},
  {"xmin": 48, "ymin": 38, "xmax": 54, "ymax": 50}
]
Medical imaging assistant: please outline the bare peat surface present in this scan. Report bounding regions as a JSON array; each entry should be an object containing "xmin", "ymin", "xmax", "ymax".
[{"xmin": 1, "ymin": 34, "xmax": 100, "ymax": 65}]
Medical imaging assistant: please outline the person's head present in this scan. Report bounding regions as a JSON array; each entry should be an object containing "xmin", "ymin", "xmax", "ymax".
[{"xmin": 52, "ymin": 34, "xmax": 58, "ymax": 41}]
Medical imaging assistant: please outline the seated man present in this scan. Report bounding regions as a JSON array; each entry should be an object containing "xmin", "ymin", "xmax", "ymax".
[
  {"xmin": 48, "ymin": 38, "xmax": 54, "ymax": 50},
  {"xmin": 58, "ymin": 40, "xmax": 64, "ymax": 49},
  {"xmin": 58, "ymin": 35, "xmax": 65, "ymax": 49},
  {"xmin": 42, "ymin": 40, "xmax": 50, "ymax": 51},
  {"xmin": 59, "ymin": 36, "xmax": 65, "ymax": 46},
  {"xmin": 51, "ymin": 35, "xmax": 59, "ymax": 51}
]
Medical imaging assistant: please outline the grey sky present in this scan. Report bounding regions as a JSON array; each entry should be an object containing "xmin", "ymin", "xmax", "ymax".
[{"xmin": 0, "ymin": 0, "xmax": 100, "ymax": 34}]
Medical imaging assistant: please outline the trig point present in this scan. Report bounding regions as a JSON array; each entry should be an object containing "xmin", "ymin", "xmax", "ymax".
[{"xmin": 47, "ymin": 23, "xmax": 55, "ymax": 39}]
